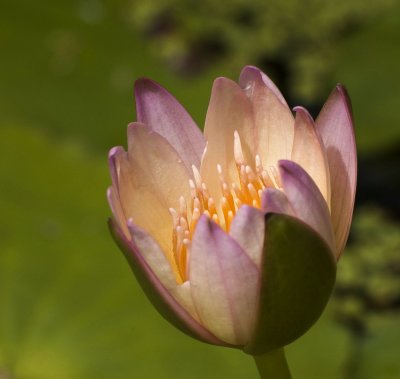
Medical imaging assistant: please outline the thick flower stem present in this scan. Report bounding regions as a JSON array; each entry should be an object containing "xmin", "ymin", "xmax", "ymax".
[{"xmin": 253, "ymin": 349, "xmax": 292, "ymax": 379}]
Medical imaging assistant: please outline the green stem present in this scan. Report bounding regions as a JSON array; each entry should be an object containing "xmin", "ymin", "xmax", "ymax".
[{"xmin": 253, "ymin": 349, "xmax": 292, "ymax": 379}]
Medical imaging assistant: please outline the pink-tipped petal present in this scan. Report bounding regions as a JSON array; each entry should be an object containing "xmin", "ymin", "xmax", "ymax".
[
  {"xmin": 118, "ymin": 122, "xmax": 190, "ymax": 255},
  {"xmin": 135, "ymin": 78, "xmax": 205, "ymax": 171},
  {"xmin": 291, "ymin": 107, "xmax": 331, "ymax": 205},
  {"xmin": 128, "ymin": 220, "xmax": 198, "ymax": 317},
  {"xmin": 316, "ymin": 85, "xmax": 357, "ymax": 257},
  {"xmin": 239, "ymin": 66, "xmax": 294, "ymax": 168},
  {"xmin": 109, "ymin": 219, "xmax": 227, "ymax": 346},
  {"xmin": 201, "ymin": 77, "xmax": 255, "ymax": 199},
  {"xmin": 261, "ymin": 188, "xmax": 294, "ymax": 216},
  {"xmin": 108, "ymin": 146, "xmax": 130, "ymax": 238},
  {"xmin": 239, "ymin": 65, "xmax": 288, "ymax": 106},
  {"xmin": 108, "ymin": 146, "xmax": 125, "ymax": 191},
  {"xmin": 229, "ymin": 205, "xmax": 265, "ymax": 267},
  {"xmin": 107, "ymin": 186, "xmax": 129, "ymax": 239},
  {"xmin": 279, "ymin": 160, "xmax": 336, "ymax": 255},
  {"xmin": 190, "ymin": 216, "xmax": 259, "ymax": 345}
]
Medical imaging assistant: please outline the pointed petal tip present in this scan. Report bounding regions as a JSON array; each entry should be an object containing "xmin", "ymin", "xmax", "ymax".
[
  {"xmin": 329, "ymin": 83, "xmax": 354, "ymax": 125},
  {"xmin": 277, "ymin": 159, "xmax": 297, "ymax": 174},
  {"xmin": 212, "ymin": 76, "xmax": 237, "ymax": 90},
  {"xmin": 134, "ymin": 77, "xmax": 161, "ymax": 94},
  {"xmin": 133, "ymin": 76, "xmax": 204, "ymax": 170},
  {"xmin": 108, "ymin": 145, "xmax": 124, "ymax": 160},
  {"xmin": 238, "ymin": 65, "xmax": 288, "ymax": 106},
  {"xmin": 239, "ymin": 65, "xmax": 262, "ymax": 81},
  {"xmin": 293, "ymin": 105, "xmax": 310, "ymax": 115},
  {"xmin": 195, "ymin": 214, "xmax": 215, "ymax": 235},
  {"xmin": 261, "ymin": 188, "xmax": 294, "ymax": 216},
  {"xmin": 293, "ymin": 106, "xmax": 314, "ymax": 122}
]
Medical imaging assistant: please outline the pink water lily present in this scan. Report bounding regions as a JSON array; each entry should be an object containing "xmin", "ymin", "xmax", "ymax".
[{"xmin": 107, "ymin": 66, "xmax": 356, "ymax": 354}]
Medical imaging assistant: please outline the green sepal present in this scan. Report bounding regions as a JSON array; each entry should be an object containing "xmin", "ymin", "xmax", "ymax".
[{"xmin": 244, "ymin": 214, "xmax": 337, "ymax": 355}]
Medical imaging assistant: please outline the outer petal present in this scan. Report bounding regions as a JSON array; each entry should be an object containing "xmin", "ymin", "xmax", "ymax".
[
  {"xmin": 279, "ymin": 160, "xmax": 336, "ymax": 256},
  {"xmin": 109, "ymin": 219, "xmax": 227, "ymax": 346},
  {"xmin": 135, "ymin": 78, "xmax": 205, "ymax": 171},
  {"xmin": 291, "ymin": 107, "xmax": 331, "ymax": 206},
  {"xmin": 200, "ymin": 77, "xmax": 254, "ymax": 200},
  {"xmin": 189, "ymin": 216, "xmax": 259, "ymax": 345},
  {"xmin": 108, "ymin": 146, "xmax": 124, "ymax": 192},
  {"xmin": 108, "ymin": 146, "xmax": 130, "ymax": 238},
  {"xmin": 261, "ymin": 188, "xmax": 294, "ymax": 216},
  {"xmin": 244, "ymin": 214, "xmax": 336, "ymax": 354},
  {"xmin": 316, "ymin": 85, "xmax": 357, "ymax": 257},
  {"xmin": 239, "ymin": 66, "xmax": 294, "ymax": 168},
  {"xmin": 107, "ymin": 186, "xmax": 129, "ymax": 239},
  {"xmin": 128, "ymin": 220, "xmax": 197, "ymax": 315},
  {"xmin": 229, "ymin": 205, "xmax": 265, "ymax": 267},
  {"xmin": 117, "ymin": 122, "xmax": 190, "ymax": 258}
]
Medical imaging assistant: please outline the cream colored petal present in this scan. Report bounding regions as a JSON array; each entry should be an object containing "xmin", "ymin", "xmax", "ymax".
[
  {"xmin": 316, "ymin": 85, "xmax": 357, "ymax": 258},
  {"xmin": 200, "ymin": 77, "xmax": 254, "ymax": 200},
  {"xmin": 291, "ymin": 107, "xmax": 331, "ymax": 207},
  {"xmin": 117, "ymin": 122, "xmax": 190, "ymax": 254},
  {"xmin": 129, "ymin": 221, "xmax": 200, "ymax": 322},
  {"xmin": 239, "ymin": 66, "xmax": 294, "ymax": 168},
  {"xmin": 108, "ymin": 146, "xmax": 130, "ymax": 238},
  {"xmin": 107, "ymin": 186, "xmax": 129, "ymax": 239}
]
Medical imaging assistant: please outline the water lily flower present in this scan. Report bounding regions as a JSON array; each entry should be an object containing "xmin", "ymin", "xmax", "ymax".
[{"xmin": 107, "ymin": 66, "xmax": 356, "ymax": 356}]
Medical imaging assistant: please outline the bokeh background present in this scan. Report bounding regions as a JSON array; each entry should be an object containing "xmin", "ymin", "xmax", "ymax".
[{"xmin": 1, "ymin": 0, "xmax": 400, "ymax": 378}]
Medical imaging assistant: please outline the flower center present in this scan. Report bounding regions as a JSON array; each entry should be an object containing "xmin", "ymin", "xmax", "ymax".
[{"xmin": 169, "ymin": 131, "xmax": 281, "ymax": 282}]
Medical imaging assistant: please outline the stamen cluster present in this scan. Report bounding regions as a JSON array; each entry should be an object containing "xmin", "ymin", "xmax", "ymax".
[{"xmin": 169, "ymin": 131, "xmax": 281, "ymax": 281}]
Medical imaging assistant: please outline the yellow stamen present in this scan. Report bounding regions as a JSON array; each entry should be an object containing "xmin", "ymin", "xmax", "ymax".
[{"xmin": 169, "ymin": 130, "xmax": 281, "ymax": 282}]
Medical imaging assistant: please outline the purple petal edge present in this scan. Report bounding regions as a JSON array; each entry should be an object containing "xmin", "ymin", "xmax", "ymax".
[
  {"xmin": 108, "ymin": 146, "xmax": 125, "ymax": 191},
  {"xmin": 261, "ymin": 188, "xmax": 295, "ymax": 216},
  {"xmin": 108, "ymin": 218, "xmax": 228, "ymax": 347},
  {"xmin": 238, "ymin": 65, "xmax": 288, "ymax": 106},
  {"xmin": 316, "ymin": 84, "xmax": 357, "ymax": 257},
  {"xmin": 134, "ymin": 78, "xmax": 205, "ymax": 171},
  {"xmin": 278, "ymin": 159, "xmax": 336, "ymax": 255}
]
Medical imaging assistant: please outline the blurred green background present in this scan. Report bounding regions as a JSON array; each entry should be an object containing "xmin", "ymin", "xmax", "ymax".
[{"xmin": 1, "ymin": 0, "xmax": 400, "ymax": 378}]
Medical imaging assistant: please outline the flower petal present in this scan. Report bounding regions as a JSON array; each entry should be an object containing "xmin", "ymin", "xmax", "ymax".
[
  {"xmin": 244, "ymin": 214, "xmax": 336, "ymax": 355},
  {"xmin": 107, "ymin": 186, "xmax": 129, "ymax": 239},
  {"xmin": 108, "ymin": 219, "xmax": 227, "ymax": 346},
  {"xmin": 189, "ymin": 216, "xmax": 259, "ymax": 345},
  {"xmin": 316, "ymin": 85, "xmax": 357, "ymax": 257},
  {"xmin": 261, "ymin": 188, "xmax": 294, "ymax": 216},
  {"xmin": 135, "ymin": 78, "xmax": 205, "ymax": 171},
  {"xmin": 117, "ymin": 122, "xmax": 190, "ymax": 254},
  {"xmin": 128, "ymin": 220, "xmax": 197, "ymax": 317},
  {"xmin": 279, "ymin": 160, "xmax": 336, "ymax": 255},
  {"xmin": 229, "ymin": 205, "xmax": 265, "ymax": 267},
  {"xmin": 108, "ymin": 146, "xmax": 130, "ymax": 238},
  {"xmin": 291, "ymin": 106, "xmax": 331, "ymax": 205},
  {"xmin": 108, "ymin": 146, "xmax": 124, "ymax": 192},
  {"xmin": 239, "ymin": 66, "xmax": 294, "ymax": 168},
  {"xmin": 200, "ymin": 77, "xmax": 254, "ymax": 200}
]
